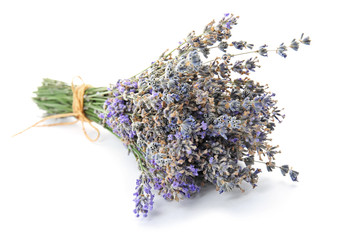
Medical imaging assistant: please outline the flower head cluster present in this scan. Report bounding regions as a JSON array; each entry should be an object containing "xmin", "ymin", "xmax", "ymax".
[{"xmin": 100, "ymin": 14, "xmax": 309, "ymax": 217}]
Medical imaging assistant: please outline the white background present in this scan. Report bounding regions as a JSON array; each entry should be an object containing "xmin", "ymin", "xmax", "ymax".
[{"xmin": 0, "ymin": 0, "xmax": 359, "ymax": 239}]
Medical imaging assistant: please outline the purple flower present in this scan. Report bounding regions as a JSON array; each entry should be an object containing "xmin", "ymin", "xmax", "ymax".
[
  {"xmin": 225, "ymin": 21, "xmax": 231, "ymax": 29},
  {"xmin": 167, "ymin": 134, "xmax": 174, "ymax": 141},
  {"xmin": 189, "ymin": 184, "xmax": 199, "ymax": 192},
  {"xmin": 118, "ymin": 86, "xmax": 125, "ymax": 93},
  {"xmin": 280, "ymin": 165, "xmax": 289, "ymax": 176},
  {"xmin": 172, "ymin": 181, "xmax": 180, "ymax": 188},
  {"xmin": 289, "ymin": 170, "xmax": 299, "ymax": 181},
  {"xmin": 162, "ymin": 192, "xmax": 172, "ymax": 200},
  {"xmin": 201, "ymin": 121, "xmax": 207, "ymax": 131},
  {"xmin": 119, "ymin": 114, "xmax": 130, "ymax": 124},
  {"xmin": 290, "ymin": 39, "xmax": 299, "ymax": 51},
  {"xmin": 174, "ymin": 131, "xmax": 182, "ymax": 139},
  {"xmin": 129, "ymin": 130, "xmax": 136, "ymax": 139},
  {"xmin": 188, "ymin": 165, "xmax": 198, "ymax": 176},
  {"xmin": 132, "ymin": 82, "xmax": 138, "ymax": 89},
  {"xmin": 121, "ymin": 79, "xmax": 132, "ymax": 86}
]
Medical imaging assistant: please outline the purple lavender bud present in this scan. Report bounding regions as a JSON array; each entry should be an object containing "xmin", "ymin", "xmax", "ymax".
[
  {"xmin": 280, "ymin": 165, "xmax": 289, "ymax": 176},
  {"xmin": 289, "ymin": 39, "xmax": 299, "ymax": 51},
  {"xmin": 118, "ymin": 86, "xmax": 125, "ymax": 93},
  {"xmin": 225, "ymin": 21, "xmax": 231, "ymax": 29},
  {"xmin": 188, "ymin": 165, "xmax": 198, "ymax": 176},
  {"xmin": 258, "ymin": 44, "xmax": 268, "ymax": 57},
  {"xmin": 174, "ymin": 131, "xmax": 182, "ymax": 139},
  {"xmin": 289, "ymin": 170, "xmax": 299, "ymax": 181},
  {"xmin": 201, "ymin": 121, "xmax": 207, "ymax": 131}
]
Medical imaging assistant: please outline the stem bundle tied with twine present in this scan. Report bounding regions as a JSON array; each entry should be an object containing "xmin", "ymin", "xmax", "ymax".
[{"xmin": 14, "ymin": 76, "xmax": 100, "ymax": 142}]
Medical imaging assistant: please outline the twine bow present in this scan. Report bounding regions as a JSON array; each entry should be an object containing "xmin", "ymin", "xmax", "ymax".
[{"xmin": 13, "ymin": 76, "xmax": 100, "ymax": 142}]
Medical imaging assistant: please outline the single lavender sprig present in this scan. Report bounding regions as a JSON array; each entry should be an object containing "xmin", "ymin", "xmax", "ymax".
[{"xmin": 133, "ymin": 173, "xmax": 155, "ymax": 217}]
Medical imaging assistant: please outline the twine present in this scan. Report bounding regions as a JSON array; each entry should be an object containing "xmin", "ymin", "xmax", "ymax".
[{"xmin": 13, "ymin": 76, "xmax": 100, "ymax": 142}]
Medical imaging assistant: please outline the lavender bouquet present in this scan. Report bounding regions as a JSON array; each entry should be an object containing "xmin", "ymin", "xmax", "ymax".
[{"xmin": 30, "ymin": 14, "xmax": 310, "ymax": 217}]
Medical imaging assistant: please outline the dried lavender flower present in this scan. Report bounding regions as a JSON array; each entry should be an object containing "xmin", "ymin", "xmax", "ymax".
[
  {"xmin": 276, "ymin": 43, "xmax": 288, "ymax": 58},
  {"xmin": 218, "ymin": 41, "xmax": 229, "ymax": 52},
  {"xmin": 290, "ymin": 39, "xmax": 300, "ymax": 51},
  {"xmin": 300, "ymin": 33, "xmax": 311, "ymax": 45},
  {"xmin": 289, "ymin": 169, "xmax": 299, "ymax": 182},
  {"xmin": 258, "ymin": 44, "xmax": 268, "ymax": 57},
  {"xmin": 280, "ymin": 165, "xmax": 290, "ymax": 176}
]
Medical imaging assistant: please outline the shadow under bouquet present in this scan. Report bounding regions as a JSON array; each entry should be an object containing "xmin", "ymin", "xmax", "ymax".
[{"xmin": 28, "ymin": 14, "xmax": 310, "ymax": 217}]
